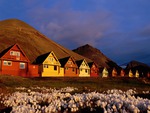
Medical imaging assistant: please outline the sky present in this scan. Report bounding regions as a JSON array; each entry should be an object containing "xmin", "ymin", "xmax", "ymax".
[{"xmin": 0, "ymin": 0, "xmax": 150, "ymax": 65}]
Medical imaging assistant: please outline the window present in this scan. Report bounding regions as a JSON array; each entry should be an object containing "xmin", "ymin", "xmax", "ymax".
[
  {"xmin": 68, "ymin": 61, "xmax": 72, "ymax": 64},
  {"xmin": 72, "ymin": 68, "xmax": 75, "ymax": 72},
  {"xmin": 20, "ymin": 63, "xmax": 25, "ymax": 69},
  {"xmin": 65, "ymin": 67, "xmax": 68, "ymax": 70},
  {"xmin": 3, "ymin": 61, "xmax": 12, "ymax": 66},
  {"xmin": 85, "ymin": 69, "xmax": 87, "ymax": 73},
  {"xmin": 44, "ymin": 64, "xmax": 48, "ymax": 68},
  {"xmin": 10, "ymin": 51, "xmax": 14, "ymax": 55},
  {"xmin": 3, "ymin": 61, "xmax": 7, "ymax": 65},
  {"xmin": 54, "ymin": 66, "xmax": 57, "ymax": 70},
  {"xmin": 48, "ymin": 57, "xmax": 54, "ymax": 62},
  {"xmin": 8, "ymin": 61, "xmax": 12, "ymax": 66},
  {"xmin": 16, "ymin": 52, "xmax": 20, "ymax": 56},
  {"xmin": 10, "ymin": 51, "xmax": 20, "ymax": 56}
]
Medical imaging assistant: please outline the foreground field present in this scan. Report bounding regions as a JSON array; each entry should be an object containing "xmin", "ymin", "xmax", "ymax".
[
  {"xmin": 0, "ymin": 75, "xmax": 150, "ymax": 112},
  {"xmin": 0, "ymin": 75, "xmax": 150, "ymax": 92}
]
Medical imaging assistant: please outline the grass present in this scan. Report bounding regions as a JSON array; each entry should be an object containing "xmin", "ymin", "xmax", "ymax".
[
  {"xmin": 0, "ymin": 75, "xmax": 150, "ymax": 93},
  {"xmin": 0, "ymin": 75, "xmax": 150, "ymax": 111}
]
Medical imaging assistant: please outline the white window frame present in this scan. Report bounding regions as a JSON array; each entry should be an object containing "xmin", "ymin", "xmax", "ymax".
[
  {"xmin": 44, "ymin": 64, "xmax": 48, "ymax": 68},
  {"xmin": 20, "ymin": 62, "xmax": 25, "ymax": 69},
  {"xmin": 10, "ymin": 51, "xmax": 20, "ymax": 56},
  {"xmin": 3, "ymin": 61, "xmax": 12, "ymax": 66}
]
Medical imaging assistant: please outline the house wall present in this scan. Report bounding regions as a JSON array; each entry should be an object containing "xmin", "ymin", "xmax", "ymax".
[
  {"xmin": 120, "ymin": 69, "xmax": 125, "ymax": 77},
  {"xmin": 41, "ymin": 65, "xmax": 63, "ymax": 77},
  {"xmin": 64, "ymin": 67, "xmax": 78, "ymax": 77},
  {"xmin": 0, "ymin": 60, "xmax": 1, "ymax": 71},
  {"xmin": 102, "ymin": 68, "xmax": 108, "ymax": 77},
  {"xmin": 2, "ymin": 45, "xmax": 28, "ymax": 62},
  {"xmin": 112, "ymin": 69, "xmax": 117, "ymax": 77},
  {"xmin": 64, "ymin": 58, "xmax": 78, "ymax": 77},
  {"xmin": 58, "ymin": 67, "xmax": 64, "ymax": 77},
  {"xmin": 78, "ymin": 60, "xmax": 90, "ymax": 77},
  {"xmin": 147, "ymin": 72, "xmax": 150, "ymax": 77},
  {"xmin": 79, "ymin": 68, "xmax": 90, "ymax": 77},
  {"xmin": 1, "ymin": 60, "xmax": 28, "ymax": 77},
  {"xmin": 39, "ymin": 52, "xmax": 62, "ymax": 77},
  {"xmin": 90, "ymin": 64, "xmax": 99, "ymax": 77},
  {"xmin": 28, "ymin": 64, "xmax": 39, "ymax": 77},
  {"xmin": 43, "ymin": 53, "xmax": 60, "ymax": 66},
  {"xmin": 129, "ymin": 70, "xmax": 134, "ymax": 77}
]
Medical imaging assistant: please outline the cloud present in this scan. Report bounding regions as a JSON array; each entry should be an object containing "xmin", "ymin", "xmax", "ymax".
[
  {"xmin": 24, "ymin": 0, "xmax": 150, "ymax": 64},
  {"xmin": 26, "ymin": 0, "xmax": 113, "ymax": 49},
  {"xmin": 139, "ymin": 25, "xmax": 150, "ymax": 37}
]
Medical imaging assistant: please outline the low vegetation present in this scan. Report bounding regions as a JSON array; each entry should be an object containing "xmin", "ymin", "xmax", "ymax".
[
  {"xmin": 0, "ymin": 75, "xmax": 150, "ymax": 93},
  {"xmin": 0, "ymin": 75, "xmax": 150, "ymax": 112}
]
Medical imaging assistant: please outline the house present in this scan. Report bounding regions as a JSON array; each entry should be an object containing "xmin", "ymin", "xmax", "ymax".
[
  {"xmin": 129, "ymin": 69, "xmax": 134, "ymax": 77},
  {"xmin": 147, "ymin": 72, "xmax": 150, "ymax": 77},
  {"xmin": 135, "ymin": 70, "xmax": 139, "ymax": 78},
  {"xmin": 35, "ymin": 51, "xmax": 64, "ymax": 77},
  {"xmin": 120, "ymin": 69, "xmax": 125, "ymax": 77},
  {"xmin": 102, "ymin": 67, "xmax": 109, "ymax": 77},
  {"xmin": 112, "ymin": 68, "xmax": 117, "ymax": 77},
  {"xmin": 88, "ymin": 62, "xmax": 99, "ymax": 77},
  {"xmin": 28, "ymin": 64, "xmax": 39, "ymax": 77},
  {"xmin": 0, "ymin": 44, "xmax": 39, "ymax": 77},
  {"xmin": 76, "ymin": 59, "xmax": 90, "ymax": 77},
  {"xmin": 59, "ymin": 56, "xmax": 78, "ymax": 77}
]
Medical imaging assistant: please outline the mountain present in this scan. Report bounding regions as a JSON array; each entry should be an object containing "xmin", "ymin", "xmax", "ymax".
[
  {"xmin": 0, "ymin": 19, "xmax": 92, "ymax": 63},
  {"xmin": 125, "ymin": 60, "xmax": 150, "ymax": 77},
  {"xmin": 73, "ymin": 44, "xmax": 121, "ymax": 70}
]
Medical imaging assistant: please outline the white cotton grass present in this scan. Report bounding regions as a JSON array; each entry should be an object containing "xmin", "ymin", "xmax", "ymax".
[{"xmin": 0, "ymin": 87, "xmax": 150, "ymax": 113}]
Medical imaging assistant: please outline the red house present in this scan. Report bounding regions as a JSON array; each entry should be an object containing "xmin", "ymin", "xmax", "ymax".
[
  {"xmin": 147, "ymin": 72, "xmax": 150, "ymax": 78},
  {"xmin": 59, "ymin": 56, "xmax": 78, "ymax": 77},
  {"xmin": 120, "ymin": 69, "xmax": 125, "ymax": 77},
  {"xmin": 0, "ymin": 44, "xmax": 39, "ymax": 77},
  {"xmin": 112, "ymin": 68, "xmax": 117, "ymax": 77},
  {"xmin": 88, "ymin": 62, "xmax": 99, "ymax": 77}
]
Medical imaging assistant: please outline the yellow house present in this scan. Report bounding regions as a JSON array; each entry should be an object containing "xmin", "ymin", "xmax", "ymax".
[
  {"xmin": 35, "ymin": 51, "xmax": 64, "ymax": 77},
  {"xmin": 102, "ymin": 67, "xmax": 109, "ymax": 77},
  {"xmin": 129, "ymin": 69, "xmax": 134, "ymax": 77},
  {"xmin": 76, "ymin": 59, "xmax": 90, "ymax": 77},
  {"xmin": 135, "ymin": 70, "xmax": 139, "ymax": 78}
]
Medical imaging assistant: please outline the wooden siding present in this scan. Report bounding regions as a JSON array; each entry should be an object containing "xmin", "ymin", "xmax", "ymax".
[
  {"xmin": 77, "ymin": 59, "xmax": 90, "ymax": 77},
  {"xmin": 0, "ymin": 44, "xmax": 30, "ymax": 77},
  {"xmin": 120, "ymin": 69, "xmax": 125, "ymax": 77},
  {"xmin": 28, "ymin": 64, "xmax": 39, "ymax": 77},
  {"xmin": 37, "ymin": 51, "xmax": 63, "ymax": 77},
  {"xmin": 102, "ymin": 67, "xmax": 108, "ymax": 77},
  {"xmin": 129, "ymin": 70, "xmax": 134, "ymax": 77},
  {"xmin": 112, "ymin": 68, "xmax": 117, "ymax": 77},
  {"xmin": 0, "ymin": 59, "xmax": 28, "ymax": 77},
  {"xmin": 89, "ymin": 62, "xmax": 99, "ymax": 77},
  {"xmin": 60, "ymin": 56, "xmax": 78, "ymax": 77}
]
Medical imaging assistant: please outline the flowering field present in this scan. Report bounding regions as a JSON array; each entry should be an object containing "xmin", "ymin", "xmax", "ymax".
[
  {"xmin": 0, "ymin": 76, "xmax": 150, "ymax": 112},
  {"xmin": 0, "ymin": 87, "xmax": 150, "ymax": 113}
]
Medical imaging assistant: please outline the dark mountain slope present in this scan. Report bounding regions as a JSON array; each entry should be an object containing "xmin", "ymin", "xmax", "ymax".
[
  {"xmin": 73, "ymin": 44, "xmax": 120, "ymax": 70},
  {"xmin": 125, "ymin": 60, "xmax": 150, "ymax": 77}
]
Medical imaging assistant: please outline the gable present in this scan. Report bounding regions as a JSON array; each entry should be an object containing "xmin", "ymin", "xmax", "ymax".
[
  {"xmin": 65, "ymin": 57, "xmax": 78, "ymax": 68},
  {"xmin": 0, "ymin": 44, "xmax": 29, "ymax": 62},
  {"xmin": 43, "ymin": 51, "xmax": 61, "ymax": 66},
  {"xmin": 80, "ymin": 59, "xmax": 90, "ymax": 69}
]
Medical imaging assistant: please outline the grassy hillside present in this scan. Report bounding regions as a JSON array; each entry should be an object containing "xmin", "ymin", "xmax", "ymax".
[{"xmin": 0, "ymin": 19, "xmax": 92, "ymax": 63}]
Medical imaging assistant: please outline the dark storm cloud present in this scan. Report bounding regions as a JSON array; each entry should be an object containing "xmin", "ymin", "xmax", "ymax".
[
  {"xmin": 0, "ymin": 0, "xmax": 150, "ymax": 64},
  {"xmin": 26, "ymin": 0, "xmax": 113, "ymax": 48}
]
